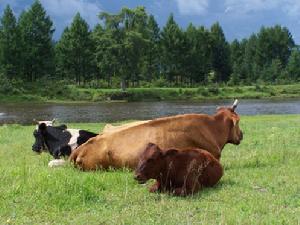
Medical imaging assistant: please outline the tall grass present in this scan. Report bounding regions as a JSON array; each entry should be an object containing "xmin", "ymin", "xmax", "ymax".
[{"xmin": 0, "ymin": 115, "xmax": 299, "ymax": 224}]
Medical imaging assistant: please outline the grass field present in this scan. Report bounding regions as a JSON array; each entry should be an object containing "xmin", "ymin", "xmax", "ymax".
[{"xmin": 0, "ymin": 115, "xmax": 299, "ymax": 224}]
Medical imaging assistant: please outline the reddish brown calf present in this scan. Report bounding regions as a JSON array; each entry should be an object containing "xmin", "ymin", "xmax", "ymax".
[{"xmin": 134, "ymin": 143, "xmax": 223, "ymax": 196}]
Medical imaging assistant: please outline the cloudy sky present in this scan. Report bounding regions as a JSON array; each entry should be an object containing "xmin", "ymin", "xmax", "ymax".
[{"xmin": 1, "ymin": 0, "xmax": 300, "ymax": 43}]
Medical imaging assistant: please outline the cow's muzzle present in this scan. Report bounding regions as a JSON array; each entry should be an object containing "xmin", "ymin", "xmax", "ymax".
[
  {"xmin": 239, "ymin": 131, "xmax": 244, "ymax": 142},
  {"xmin": 235, "ymin": 131, "xmax": 243, "ymax": 145},
  {"xmin": 32, "ymin": 145, "xmax": 42, "ymax": 153}
]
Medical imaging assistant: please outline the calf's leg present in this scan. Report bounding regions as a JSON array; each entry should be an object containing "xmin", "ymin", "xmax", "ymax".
[{"xmin": 173, "ymin": 179, "xmax": 201, "ymax": 196}]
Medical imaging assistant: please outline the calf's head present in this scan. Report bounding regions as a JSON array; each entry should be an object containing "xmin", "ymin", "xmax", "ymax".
[
  {"xmin": 217, "ymin": 99, "xmax": 243, "ymax": 145},
  {"xmin": 135, "ymin": 143, "xmax": 163, "ymax": 184}
]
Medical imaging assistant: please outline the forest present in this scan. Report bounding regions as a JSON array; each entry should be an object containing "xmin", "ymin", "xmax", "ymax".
[{"xmin": 0, "ymin": 0, "xmax": 300, "ymax": 93}]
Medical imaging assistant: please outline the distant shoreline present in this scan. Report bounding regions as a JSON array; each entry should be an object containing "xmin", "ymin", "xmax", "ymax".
[{"xmin": 1, "ymin": 83, "xmax": 300, "ymax": 103}]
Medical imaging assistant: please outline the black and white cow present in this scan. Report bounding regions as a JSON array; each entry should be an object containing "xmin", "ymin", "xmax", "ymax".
[{"xmin": 32, "ymin": 121, "xmax": 97, "ymax": 167}]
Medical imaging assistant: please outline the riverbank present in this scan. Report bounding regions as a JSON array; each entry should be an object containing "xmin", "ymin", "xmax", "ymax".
[
  {"xmin": 0, "ymin": 115, "xmax": 299, "ymax": 224},
  {"xmin": 1, "ymin": 83, "xmax": 300, "ymax": 103}
]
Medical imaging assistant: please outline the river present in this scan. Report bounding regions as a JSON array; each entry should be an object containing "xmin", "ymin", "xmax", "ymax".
[{"xmin": 0, "ymin": 98, "xmax": 299, "ymax": 124}]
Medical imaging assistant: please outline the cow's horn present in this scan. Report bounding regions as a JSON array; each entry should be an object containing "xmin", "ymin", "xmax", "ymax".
[
  {"xmin": 33, "ymin": 118, "xmax": 38, "ymax": 124},
  {"xmin": 232, "ymin": 99, "xmax": 239, "ymax": 110},
  {"xmin": 52, "ymin": 118, "xmax": 56, "ymax": 123}
]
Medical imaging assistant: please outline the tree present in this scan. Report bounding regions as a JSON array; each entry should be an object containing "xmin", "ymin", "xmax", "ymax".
[
  {"xmin": 93, "ymin": 23, "xmax": 117, "ymax": 87},
  {"xmin": 287, "ymin": 48, "xmax": 300, "ymax": 81},
  {"xmin": 229, "ymin": 62, "xmax": 241, "ymax": 85},
  {"xmin": 98, "ymin": 7, "xmax": 149, "ymax": 90},
  {"xmin": 143, "ymin": 14, "xmax": 160, "ymax": 81},
  {"xmin": 18, "ymin": 0, "xmax": 55, "ymax": 81},
  {"xmin": 256, "ymin": 25, "xmax": 294, "ymax": 68},
  {"xmin": 230, "ymin": 39, "xmax": 249, "ymax": 83},
  {"xmin": 55, "ymin": 13, "xmax": 94, "ymax": 85},
  {"xmin": 260, "ymin": 58, "xmax": 283, "ymax": 83},
  {"xmin": 243, "ymin": 34, "xmax": 259, "ymax": 82},
  {"xmin": 210, "ymin": 22, "xmax": 231, "ymax": 83},
  {"xmin": 55, "ymin": 27, "xmax": 72, "ymax": 80},
  {"xmin": 161, "ymin": 14, "xmax": 188, "ymax": 84},
  {"xmin": 185, "ymin": 24, "xmax": 211, "ymax": 84},
  {"xmin": 0, "ymin": 5, "xmax": 19, "ymax": 79}
]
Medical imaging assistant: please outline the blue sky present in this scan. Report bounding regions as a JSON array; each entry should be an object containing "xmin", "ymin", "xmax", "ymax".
[{"xmin": 1, "ymin": 0, "xmax": 300, "ymax": 43}]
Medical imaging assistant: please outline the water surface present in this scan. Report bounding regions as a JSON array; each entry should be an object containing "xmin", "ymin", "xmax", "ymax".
[{"xmin": 0, "ymin": 98, "xmax": 299, "ymax": 124}]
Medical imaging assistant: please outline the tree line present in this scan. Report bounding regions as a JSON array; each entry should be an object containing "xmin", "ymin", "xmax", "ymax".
[{"xmin": 0, "ymin": 0, "xmax": 299, "ymax": 90}]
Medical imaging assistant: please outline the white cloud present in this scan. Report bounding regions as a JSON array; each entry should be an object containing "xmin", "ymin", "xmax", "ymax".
[
  {"xmin": 224, "ymin": 0, "xmax": 280, "ymax": 14},
  {"xmin": 224, "ymin": 0, "xmax": 300, "ymax": 18},
  {"xmin": 40, "ymin": 0, "xmax": 102, "ymax": 29},
  {"xmin": 175, "ymin": 0, "xmax": 208, "ymax": 15}
]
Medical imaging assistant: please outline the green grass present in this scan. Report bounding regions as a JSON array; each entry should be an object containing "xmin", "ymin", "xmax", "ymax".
[
  {"xmin": 0, "ymin": 115, "xmax": 299, "ymax": 224},
  {"xmin": 1, "ymin": 83, "xmax": 300, "ymax": 103}
]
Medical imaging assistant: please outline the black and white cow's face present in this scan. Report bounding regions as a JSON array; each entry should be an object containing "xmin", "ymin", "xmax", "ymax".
[
  {"xmin": 32, "ymin": 123, "xmax": 48, "ymax": 153},
  {"xmin": 32, "ymin": 122, "xmax": 68, "ymax": 155}
]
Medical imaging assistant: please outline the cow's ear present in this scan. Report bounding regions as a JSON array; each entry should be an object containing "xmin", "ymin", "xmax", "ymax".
[
  {"xmin": 39, "ymin": 123, "xmax": 47, "ymax": 131},
  {"xmin": 232, "ymin": 116, "xmax": 239, "ymax": 127},
  {"xmin": 164, "ymin": 149, "xmax": 178, "ymax": 157}
]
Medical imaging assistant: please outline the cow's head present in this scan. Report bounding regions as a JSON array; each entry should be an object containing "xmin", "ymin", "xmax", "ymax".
[
  {"xmin": 135, "ymin": 143, "xmax": 163, "ymax": 184},
  {"xmin": 32, "ymin": 122, "xmax": 48, "ymax": 153},
  {"xmin": 217, "ymin": 99, "xmax": 243, "ymax": 145},
  {"xmin": 32, "ymin": 120, "xmax": 67, "ymax": 154}
]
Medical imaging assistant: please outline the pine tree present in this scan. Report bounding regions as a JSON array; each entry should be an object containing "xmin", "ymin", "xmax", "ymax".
[
  {"xmin": 287, "ymin": 49, "xmax": 300, "ymax": 81},
  {"xmin": 144, "ymin": 14, "xmax": 160, "ymax": 81},
  {"xmin": 256, "ymin": 25, "xmax": 294, "ymax": 68},
  {"xmin": 55, "ymin": 27, "xmax": 72, "ymax": 80},
  {"xmin": 210, "ymin": 22, "xmax": 231, "ymax": 83},
  {"xmin": 18, "ymin": 0, "xmax": 55, "ymax": 81},
  {"xmin": 0, "ymin": 5, "xmax": 19, "ymax": 79},
  {"xmin": 243, "ymin": 34, "xmax": 259, "ymax": 82},
  {"xmin": 56, "ymin": 13, "xmax": 94, "ymax": 85},
  {"xmin": 260, "ymin": 58, "xmax": 283, "ymax": 83},
  {"xmin": 185, "ymin": 24, "xmax": 211, "ymax": 84},
  {"xmin": 161, "ymin": 14, "xmax": 187, "ymax": 84}
]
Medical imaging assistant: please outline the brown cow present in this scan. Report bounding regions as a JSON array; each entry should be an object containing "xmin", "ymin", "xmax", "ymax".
[
  {"xmin": 102, "ymin": 120, "xmax": 150, "ymax": 133},
  {"xmin": 70, "ymin": 100, "xmax": 243, "ymax": 170},
  {"xmin": 134, "ymin": 143, "xmax": 223, "ymax": 196}
]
